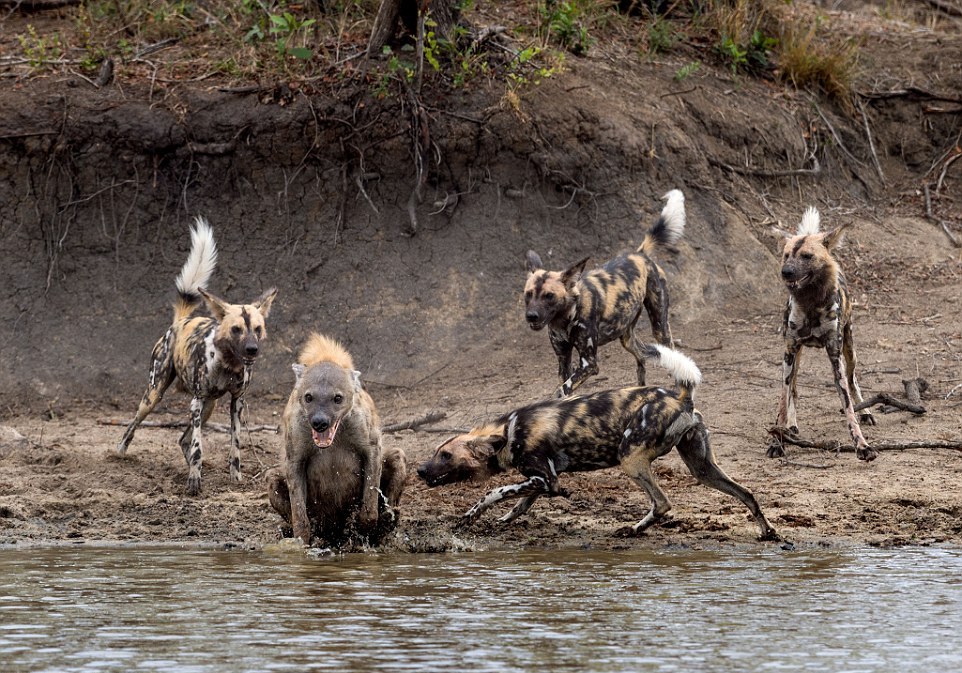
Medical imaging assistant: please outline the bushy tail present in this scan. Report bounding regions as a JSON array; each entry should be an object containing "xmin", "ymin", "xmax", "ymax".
[
  {"xmin": 797, "ymin": 206, "xmax": 821, "ymax": 235},
  {"xmin": 641, "ymin": 343, "xmax": 701, "ymax": 401},
  {"xmin": 173, "ymin": 217, "xmax": 217, "ymax": 322},
  {"xmin": 638, "ymin": 189, "xmax": 686, "ymax": 254},
  {"xmin": 299, "ymin": 332, "xmax": 355, "ymax": 370}
]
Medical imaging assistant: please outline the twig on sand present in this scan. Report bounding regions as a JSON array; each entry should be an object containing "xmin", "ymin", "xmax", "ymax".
[
  {"xmin": 381, "ymin": 411, "xmax": 447, "ymax": 433},
  {"xmin": 853, "ymin": 392, "xmax": 926, "ymax": 415},
  {"xmin": 96, "ymin": 418, "xmax": 280, "ymax": 434},
  {"xmin": 923, "ymin": 184, "xmax": 961, "ymax": 247}
]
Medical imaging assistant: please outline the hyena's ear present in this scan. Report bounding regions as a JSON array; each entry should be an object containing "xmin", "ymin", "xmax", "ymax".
[
  {"xmin": 821, "ymin": 221, "xmax": 851, "ymax": 250},
  {"xmin": 253, "ymin": 287, "xmax": 278, "ymax": 318},
  {"xmin": 292, "ymin": 363, "xmax": 306, "ymax": 382},
  {"xmin": 351, "ymin": 370, "xmax": 362, "ymax": 392},
  {"xmin": 525, "ymin": 250, "xmax": 544, "ymax": 273},
  {"xmin": 198, "ymin": 288, "xmax": 229, "ymax": 321},
  {"xmin": 560, "ymin": 256, "xmax": 590, "ymax": 289}
]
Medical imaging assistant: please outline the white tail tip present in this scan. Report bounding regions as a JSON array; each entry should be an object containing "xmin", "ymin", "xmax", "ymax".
[
  {"xmin": 651, "ymin": 344, "xmax": 702, "ymax": 388},
  {"xmin": 798, "ymin": 206, "xmax": 821, "ymax": 235},
  {"xmin": 660, "ymin": 189, "xmax": 686, "ymax": 244},
  {"xmin": 175, "ymin": 216, "xmax": 218, "ymax": 295}
]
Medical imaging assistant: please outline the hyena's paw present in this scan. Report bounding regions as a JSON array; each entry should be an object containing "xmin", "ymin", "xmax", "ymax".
[
  {"xmin": 856, "ymin": 444, "xmax": 879, "ymax": 462},
  {"xmin": 860, "ymin": 412, "xmax": 877, "ymax": 426}
]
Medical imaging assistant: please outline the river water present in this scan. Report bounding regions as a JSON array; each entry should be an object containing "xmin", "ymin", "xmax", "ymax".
[{"xmin": 1, "ymin": 544, "xmax": 960, "ymax": 672}]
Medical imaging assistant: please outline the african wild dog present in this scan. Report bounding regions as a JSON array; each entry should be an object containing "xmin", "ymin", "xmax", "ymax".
[
  {"xmin": 524, "ymin": 189, "xmax": 686, "ymax": 398},
  {"xmin": 266, "ymin": 333, "xmax": 407, "ymax": 546},
  {"xmin": 417, "ymin": 344, "xmax": 777, "ymax": 540},
  {"xmin": 770, "ymin": 207, "xmax": 877, "ymax": 461},
  {"xmin": 116, "ymin": 218, "xmax": 278, "ymax": 495}
]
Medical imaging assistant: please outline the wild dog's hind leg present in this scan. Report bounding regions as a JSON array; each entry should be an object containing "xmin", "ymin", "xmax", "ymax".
[
  {"xmin": 676, "ymin": 419, "xmax": 778, "ymax": 540},
  {"xmin": 116, "ymin": 330, "xmax": 176, "ymax": 456},
  {"xmin": 826, "ymin": 338, "xmax": 877, "ymax": 462},
  {"xmin": 843, "ymin": 322, "xmax": 875, "ymax": 427},
  {"xmin": 620, "ymin": 320, "xmax": 649, "ymax": 387},
  {"xmin": 617, "ymin": 425, "xmax": 674, "ymax": 536},
  {"xmin": 644, "ymin": 267, "xmax": 673, "ymax": 348}
]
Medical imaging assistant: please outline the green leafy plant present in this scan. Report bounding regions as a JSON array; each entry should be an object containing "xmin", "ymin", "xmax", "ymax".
[
  {"xmin": 18, "ymin": 25, "xmax": 63, "ymax": 71},
  {"xmin": 647, "ymin": 16, "xmax": 676, "ymax": 55},
  {"xmin": 269, "ymin": 11, "xmax": 317, "ymax": 59},
  {"xmin": 674, "ymin": 60, "xmax": 701, "ymax": 81},
  {"xmin": 540, "ymin": 0, "xmax": 592, "ymax": 56}
]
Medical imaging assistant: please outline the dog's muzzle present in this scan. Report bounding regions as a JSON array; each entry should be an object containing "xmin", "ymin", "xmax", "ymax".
[{"xmin": 526, "ymin": 313, "xmax": 547, "ymax": 331}]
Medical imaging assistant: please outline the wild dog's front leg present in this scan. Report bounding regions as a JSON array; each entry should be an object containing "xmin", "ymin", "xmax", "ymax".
[
  {"xmin": 769, "ymin": 341, "xmax": 802, "ymax": 458},
  {"xmin": 549, "ymin": 330, "xmax": 574, "ymax": 383},
  {"xmin": 458, "ymin": 476, "xmax": 551, "ymax": 527},
  {"xmin": 842, "ymin": 322, "xmax": 876, "ymax": 427},
  {"xmin": 117, "ymin": 331, "xmax": 176, "ymax": 456},
  {"xmin": 826, "ymin": 339, "xmax": 877, "ymax": 462},
  {"xmin": 556, "ymin": 341, "xmax": 599, "ymax": 398},
  {"xmin": 228, "ymin": 394, "xmax": 244, "ymax": 483},
  {"xmin": 182, "ymin": 397, "xmax": 209, "ymax": 495}
]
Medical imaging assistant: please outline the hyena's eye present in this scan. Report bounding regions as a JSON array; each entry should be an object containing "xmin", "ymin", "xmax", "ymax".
[
  {"xmin": 231, "ymin": 325, "xmax": 242, "ymax": 335},
  {"xmin": 304, "ymin": 393, "xmax": 313, "ymax": 403},
  {"xmin": 543, "ymin": 292, "xmax": 555, "ymax": 301},
  {"xmin": 333, "ymin": 394, "xmax": 343, "ymax": 404}
]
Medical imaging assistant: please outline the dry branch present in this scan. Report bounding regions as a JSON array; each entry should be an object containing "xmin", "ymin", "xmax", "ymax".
[
  {"xmin": 96, "ymin": 418, "xmax": 280, "ymax": 433},
  {"xmin": 1, "ymin": 0, "xmax": 80, "ymax": 10},
  {"xmin": 381, "ymin": 411, "xmax": 447, "ymax": 433},
  {"xmin": 923, "ymin": 184, "xmax": 962, "ymax": 247},
  {"xmin": 768, "ymin": 428, "xmax": 962, "ymax": 454},
  {"xmin": 853, "ymin": 392, "xmax": 926, "ymax": 415},
  {"xmin": 709, "ymin": 157, "xmax": 821, "ymax": 179}
]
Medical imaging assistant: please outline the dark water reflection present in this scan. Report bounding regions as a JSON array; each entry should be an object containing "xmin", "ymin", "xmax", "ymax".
[{"xmin": 1, "ymin": 545, "xmax": 960, "ymax": 672}]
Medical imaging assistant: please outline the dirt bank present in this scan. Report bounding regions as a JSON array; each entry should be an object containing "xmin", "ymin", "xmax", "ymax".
[{"xmin": 1, "ymin": 1, "xmax": 960, "ymax": 550}]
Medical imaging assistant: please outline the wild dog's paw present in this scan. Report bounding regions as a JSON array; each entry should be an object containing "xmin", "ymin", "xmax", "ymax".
[
  {"xmin": 859, "ymin": 412, "xmax": 877, "ymax": 426},
  {"xmin": 856, "ymin": 444, "xmax": 879, "ymax": 462},
  {"xmin": 230, "ymin": 469, "xmax": 243, "ymax": 484},
  {"xmin": 758, "ymin": 528, "xmax": 782, "ymax": 543},
  {"xmin": 613, "ymin": 525, "xmax": 644, "ymax": 538},
  {"xmin": 765, "ymin": 441, "xmax": 786, "ymax": 459},
  {"xmin": 185, "ymin": 475, "xmax": 202, "ymax": 496}
]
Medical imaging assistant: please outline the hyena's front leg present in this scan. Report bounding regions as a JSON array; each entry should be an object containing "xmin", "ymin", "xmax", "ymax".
[
  {"xmin": 769, "ymin": 341, "xmax": 802, "ymax": 458},
  {"xmin": 842, "ymin": 322, "xmax": 876, "ymax": 427},
  {"xmin": 357, "ymin": 443, "xmax": 384, "ymax": 533},
  {"xmin": 228, "ymin": 394, "xmax": 244, "ymax": 483},
  {"xmin": 826, "ymin": 339, "xmax": 877, "ymax": 462}
]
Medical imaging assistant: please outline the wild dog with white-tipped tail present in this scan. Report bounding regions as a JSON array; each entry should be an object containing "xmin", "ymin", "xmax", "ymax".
[
  {"xmin": 771, "ymin": 207, "xmax": 876, "ymax": 461},
  {"xmin": 115, "ymin": 218, "xmax": 278, "ymax": 495},
  {"xmin": 524, "ymin": 190, "xmax": 687, "ymax": 397},
  {"xmin": 417, "ymin": 344, "xmax": 777, "ymax": 540}
]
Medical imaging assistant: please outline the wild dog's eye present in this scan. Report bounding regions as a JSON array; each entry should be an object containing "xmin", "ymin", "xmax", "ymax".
[
  {"xmin": 440, "ymin": 450, "xmax": 452, "ymax": 460},
  {"xmin": 524, "ymin": 290, "xmax": 533, "ymax": 300},
  {"xmin": 801, "ymin": 253, "xmax": 814, "ymax": 260},
  {"xmin": 543, "ymin": 292, "xmax": 555, "ymax": 301},
  {"xmin": 255, "ymin": 327, "xmax": 263, "ymax": 336},
  {"xmin": 333, "ymin": 394, "xmax": 343, "ymax": 404},
  {"xmin": 231, "ymin": 325, "xmax": 242, "ymax": 335},
  {"xmin": 304, "ymin": 393, "xmax": 313, "ymax": 403}
]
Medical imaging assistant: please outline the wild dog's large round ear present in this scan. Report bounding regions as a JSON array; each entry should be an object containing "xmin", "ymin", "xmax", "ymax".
[
  {"xmin": 351, "ymin": 370, "xmax": 362, "ymax": 392},
  {"xmin": 253, "ymin": 287, "xmax": 278, "ymax": 318},
  {"xmin": 525, "ymin": 250, "xmax": 544, "ymax": 273},
  {"xmin": 197, "ymin": 288, "xmax": 229, "ymax": 321},
  {"xmin": 561, "ymin": 256, "xmax": 590, "ymax": 288},
  {"xmin": 292, "ymin": 363, "xmax": 306, "ymax": 382},
  {"xmin": 822, "ymin": 221, "xmax": 851, "ymax": 250}
]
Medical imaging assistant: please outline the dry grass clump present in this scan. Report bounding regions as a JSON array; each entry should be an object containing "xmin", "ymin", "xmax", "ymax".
[{"xmin": 777, "ymin": 20, "xmax": 859, "ymax": 101}]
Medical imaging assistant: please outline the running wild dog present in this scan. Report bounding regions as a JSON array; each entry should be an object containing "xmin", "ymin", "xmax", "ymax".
[
  {"xmin": 524, "ymin": 189, "xmax": 686, "ymax": 397},
  {"xmin": 417, "ymin": 344, "xmax": 777, "ymax": 540},
  {"xmin": 116, "ymin": 218, "xmax": 278, "ymax": 494},
  {"xmin": 770, "ymin": 207, "xmax": 877, "ymax": 461},
  {"xmin": 266, "ymin": 333, "xmax": 406, "ymax": 546}
]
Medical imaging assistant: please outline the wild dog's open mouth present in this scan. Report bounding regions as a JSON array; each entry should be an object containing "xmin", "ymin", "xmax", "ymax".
[
  {"xmin": 785, "ymin": 274, "xmax": 810, "ymax": 292},
  {"xmin": 311, "ymin": 418, "xmax": 341, "ymax": 448},
  {"xmin": 527, "ymin": 320, "xmax": 547, "ymax": 331}
]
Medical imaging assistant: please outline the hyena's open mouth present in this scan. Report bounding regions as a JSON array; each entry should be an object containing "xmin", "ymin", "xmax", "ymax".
[{"xmin": 311, "ymin": 418, "xmax": 341, "ymax": 448}]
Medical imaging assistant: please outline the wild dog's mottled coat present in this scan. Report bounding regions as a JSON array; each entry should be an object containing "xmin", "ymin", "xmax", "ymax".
[
  {"xmin": 524, "ymin": 190, "xmax": 686, "ymax": 397},
  {"xmin": 116, "ymin": 218, "xmax": 278, "ymax": 495},
  {"xmin": 418, "ymin": 345, "xmax": 776, "ymax": 539},
  {"xmin": 771, "ymin": 207, "xmax": 876, "ymax": 461},
  {"xmin": 267, "ymin": 333, "xmax": 406, "ymax": 546}
]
